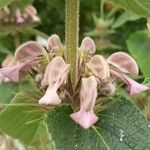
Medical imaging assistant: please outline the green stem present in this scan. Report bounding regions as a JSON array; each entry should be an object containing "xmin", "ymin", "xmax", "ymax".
[
  {"xmin": 65, "ymin": 0, "xmax": 80, "ymax": 90},
  {"xmin": 13, "ymin": 33, "xmax": 20, "ymax": 48},
  {"xmin": 100, "ymin": 0, "xmax": 105, "ymax": 19}
]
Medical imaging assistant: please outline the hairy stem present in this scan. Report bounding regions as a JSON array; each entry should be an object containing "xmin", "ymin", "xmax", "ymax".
[{"xmin": 65, "ymin": 0, "xmax": 80, "ymax": 90}]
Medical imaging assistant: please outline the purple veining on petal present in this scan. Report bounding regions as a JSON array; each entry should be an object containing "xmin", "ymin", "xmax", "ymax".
[
  {"xmin": 14, "ymin": 41, "xmax": 46, "ymax": 62},
  {"xmin": 107, "ymin": 52, "xmax": 139, "ymax": 75},
  {"xmin": 70, "ymin": 76, "xmax": 98, "ymax": 129}
]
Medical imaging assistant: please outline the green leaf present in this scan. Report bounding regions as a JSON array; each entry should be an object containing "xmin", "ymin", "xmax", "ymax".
[
  {"xmin": 110, "ymin": 0, "xmax": 150, "ymax": 17},
  {"xmin": 0, "ymin": 0, "xmax": 12, "ymax": 9},
  {"xmin": 0, "ymin": 82, "xmax": 19, "ymax": 103},
  {"xmin": 15, "ymin": 0, "xmax": 34, "ymax": 9},
  {"xmin": 0, "ymin": 43, "xmax": 12, "ymax": 54},
  {"xmin": 24, "ymin": 28, "xmax": 49, "ymax": 39},
  {"xmin": 46, "ymin": 96, "xmax": 150, "ymax": 150},
  {"xmin": 112, "ymin": 12, "xmax": 141, "ymax": 29},
  {"xmin": 127, "ymin": 30, "xmax": 150, "ymax": 78},
  {"xmin": 0, "ymin": 91, "xmax": 46, "ymax": 144}
]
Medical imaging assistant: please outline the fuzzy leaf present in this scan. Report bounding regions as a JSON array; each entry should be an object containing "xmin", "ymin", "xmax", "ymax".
[
  {"xmin": 15, "ymin": 0, "xmax": 34, "ymax": 9},
  {"xmin": 110, "ymin": 0, "xmax": 150, "ymax": 17},
  {"xmin": 112, "ymin": 11, "xmax": 141, "ymax": 29},
  {"xmin": 127, "ymin": 30, "xmax": 150, "ymax": 78},
  {"xmin": 46, "ymin": 96, "xmax": 150, "ymax": 150},
  {"xmin": 0, "ymin": 91, "xmax": 46, "ymax": 144},
  {"xmin": 0, "ymin": 82, "xmax": 19, "ymax": 103}
]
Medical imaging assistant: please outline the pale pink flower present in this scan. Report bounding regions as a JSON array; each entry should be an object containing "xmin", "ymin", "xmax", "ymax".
[
  {"xmin": 111, "ymin": 70, "xmax": 149, "ymax": 95},
  {"xmin": 16, "ymin": 9, "xmax": 25, "ymax": 24},
  {"xmin": 0, "ymin": 55, "xmax": 14, "ymax": 82},
  {"xmin": 0, "ymin": 42, "xmax": 46, "ymax": 82},
  {"xmin": 86, "ymin": 55, "xmax": 110, "ymax": 80},
  {"xmin": 107, "ymin": 52, "xmax": 139, "ymax": 75},
  {"xmin": 25, "ymin": 5, "xmax": 40, "ymax": 22},
  {"xmin": 0, "ymin": 59, "xmax": 40, "ymax": 83},
  {"xmin": 70, "ymin": 76, "xmax": 98, "ymax": 129},
  {"xmin": 39, "ymin": 56, "xmax": 70, "ymax": 105},
  {"xmin": 107, "ymin": 52, "xmax": 149, "ymax": 95}
]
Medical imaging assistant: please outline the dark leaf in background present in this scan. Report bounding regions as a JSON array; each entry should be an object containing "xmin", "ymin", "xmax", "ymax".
[
  {"xmin": 46, "ymin": 96, "xmax": 150, "ymax": 150},
  {"xmin": 111, "ymin": 0, "xmax": 150, "ymax": 17},
  {"xmin": 127, "ymin": 30, "xmax": 150, "ymax": 78}
]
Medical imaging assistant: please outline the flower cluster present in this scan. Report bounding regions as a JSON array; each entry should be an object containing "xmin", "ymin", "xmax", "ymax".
[
  {"xmin": 0, "ymin": 5, "xmax": 39, "ymax": 26},
  {"xmin": 0, "ymin": 34, "xmax": 149, "ymax": 129}
]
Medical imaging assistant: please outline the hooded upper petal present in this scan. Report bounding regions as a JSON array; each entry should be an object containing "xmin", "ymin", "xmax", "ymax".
[
  {"xmin": 14, "ymin": 41, "xmax": 46, "ymax": 62},
  {"xmin": 0, "ymin": 42, "xmax": 45, "ymax": 83},
  {"xmin": 80, "ymin": 37, "xmax": 96, "ymax": 54},
  {"xmin": 70, "ymin": 76, "xmax": 98, "ymax": 129},
  {"xmin": 47, "ymin": 34, "xmax": 62, "ymax": 52},
  {"xmin": 39, "ymin": 56, "xmax": 70, "ymax": 105},
  {"xmin": 111, "ymin": 70, "xmax": 149, "ymax": 95},
  {"xmin": 86, "ymin": 55, "xmax": 110, "ymax": 80},
  {"xmin": 107, "ymin": 52, "xmax": 139, "ymax": 75}
]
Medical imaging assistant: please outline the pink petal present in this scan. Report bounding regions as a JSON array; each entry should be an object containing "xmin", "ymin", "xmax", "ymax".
[
  {"xmin": 70, "ymin": 76, "xmax": 98, "ymax": 129},
  {"xmin": 47, "ymin": 34, "xmax": 62, "ymax": 52},
  {"xmin": 80, "ymin": 37, "xmax": 96, "ymax": 54},
  {"xmin": 16, "ymin": 9, "xmax": 25, "ymax": 23},
  {"xmin": 39, "ymin": 85, "xmax": 61, "ymax": 105},
  {"xmin": 39, "ymin": 57, "xmax": 69, "ymax": 105},
  {"xmin": 86, "ymin": 55, "xmax": 110, "ymax": 80},
  {"xmin": 0, "ymin": 59, "xmax": 40, "ymax": 82},
  {"xmin": 107, "ymin": 52, "xmax": 139, "ymax": 75},
  {"xmin": 42, "ymin": 56, "xmax": 70, "ymax": 86},
  {"xmin": 80, "ymin": 76, "xmax": 98, "ymax": 110},
  {"xmin": 14, "ymin": 41, "xmax": 46, "ymax": 62},
  {"xmin": 26, "ymin": 5, "xmax": 37, "ymax": 14},
  {"xmin": 70, "ymin": 110, "xmax": 98, "ymax": 129},
  {"xmin": 111, "ymin": 70, "xmax": 149, "ymax": 95},
  {"xmin": 101, "ymin": 82, "xmax": 116, "ymax": 95}
]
